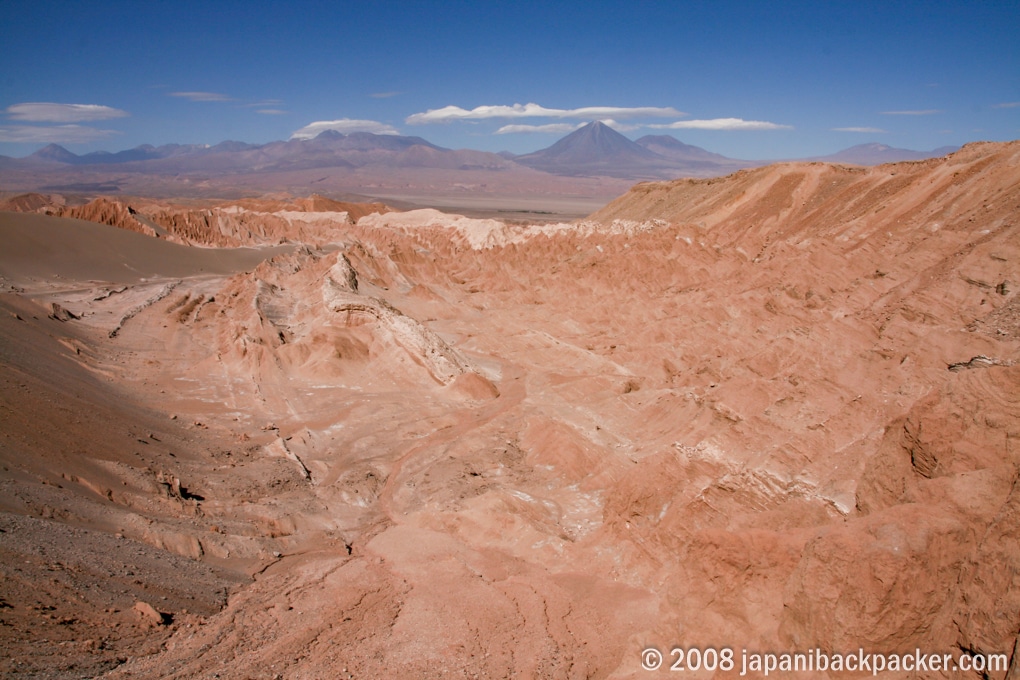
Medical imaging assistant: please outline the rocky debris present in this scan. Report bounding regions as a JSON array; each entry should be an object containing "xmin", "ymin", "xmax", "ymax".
[
  {"xmin": 0, "ymin": 510, "xmax": 240, "ymax": 679},
  {"xmin": 109, "ymin": 280, "xmax": 180, "ymax": 338},
  {"xmin": 132, "ymin": 600, "xmax": 168, "ymax": 626},
  {"xmin": 48, "ymin": 302, "xmax": 78, "ymax": 321},
  {"xmin": 265, "ymin": 436, "xmax": 312, "ymax": 482},
  {"xmin": 969, "ymin": 292, "xmax": 1020, "ymax": 340},
  {"xmin": 155, "ymin": 470, "xmax": 191, "ymax": 500}
]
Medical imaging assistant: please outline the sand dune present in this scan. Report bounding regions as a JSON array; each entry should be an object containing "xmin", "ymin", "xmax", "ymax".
[{"xmin": 0, "ymin": 211, "xmax": 295, "ymax": 287}]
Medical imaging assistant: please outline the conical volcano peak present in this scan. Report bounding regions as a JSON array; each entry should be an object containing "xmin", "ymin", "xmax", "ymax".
[
  {"xmin": 564, "ymin": 120, "xmax": 638, "ymax": 147},
  {"xmin": 514, "ymin": 120, "xmax": 660, "ymax": 173}
]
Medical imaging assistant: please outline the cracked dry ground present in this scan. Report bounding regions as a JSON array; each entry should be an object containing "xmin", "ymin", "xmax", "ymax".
[{"xmin": 1, "ymin": 141, "xmax": 1019, "ymax": 678}]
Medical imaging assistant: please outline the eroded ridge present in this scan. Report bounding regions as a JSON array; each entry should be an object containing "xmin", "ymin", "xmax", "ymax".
[{"xmin": 0, "ymin": 142, "xmax": 1018, "ymax": 678}]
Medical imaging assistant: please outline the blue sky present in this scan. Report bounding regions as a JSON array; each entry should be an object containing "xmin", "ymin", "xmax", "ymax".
[{"xmin": 2, "ymin": 0, "xmax": 1018, "ymax": 159}]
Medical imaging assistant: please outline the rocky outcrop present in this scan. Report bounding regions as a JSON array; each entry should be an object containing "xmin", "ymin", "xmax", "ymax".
[
  {"xmin": 322, "ymin": 252, "xmax": 474, "ymax": 385},
  {"xmin": 323, "ymin": 253, "xmax": 359, "ymax": 295},
  {"xmin": 56, "ymin": 197, "xmax": 159, "ymax": 238},
  {"xmin": 8, "ymin": 194, "xmax": 393, "ymax": 247}
]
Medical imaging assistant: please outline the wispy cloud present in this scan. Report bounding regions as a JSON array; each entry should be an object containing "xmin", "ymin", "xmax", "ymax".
[
  {"xmin": 407, "ymin": 103, "xmax": 685, "ymax": 124},
  {"xmin": 169, "ymin": 91, "xmax": 233, "ymax": 102},
  {"xmin": 993, "ymin": 101, "xmax": 1020, "ymax": 109},
  {"xmin": 832, "ymin": 126, "xmax": 887, "ymax": 133},
  {"xmin": 370, "ymin": 91, "xmax": 402, "ymax": 99},
  {"xmin": 599, "ymin": 119, "xmax": 647, "ymax": 132},
  {"xmin": 494, "ymin": 114, "xmax": 788, "ymax": 134},
  {"xmin": 6, "ymin": 102, "xmax": 128, "ymax": 123},
  {"xmin": 649, "ymin": 118, "xmax": 792, "ymax": 131},
  {"xmin": 240, "ymin": 99, "xmax": 288, "ymax": 114},
  {"xmin": 290, "ymin": 118, "xmax": 400, "ymax": 139},
  {"xmin": 495, "ymin": 122, "xmax": 585, "ymax": 134},
  {"xmin": 0, "ymin": 124, "xmax": 121, "ymax": 144},
  {"xmin": 880, "ymin": 109, "xmax": 942, "ymax": 115}
]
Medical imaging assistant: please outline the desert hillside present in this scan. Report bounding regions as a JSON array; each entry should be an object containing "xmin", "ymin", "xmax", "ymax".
[{"xmin": 0, "ymin": 141, "xmax": 1018, "ymax": 678}]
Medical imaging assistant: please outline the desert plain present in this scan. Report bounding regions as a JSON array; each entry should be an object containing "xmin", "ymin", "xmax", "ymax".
[{"xmin": 0, "ymin": 140, "xmax": 1019, "ymax": 679}]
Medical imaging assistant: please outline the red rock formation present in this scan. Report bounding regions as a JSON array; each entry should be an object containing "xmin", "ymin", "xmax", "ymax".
[
  {"xmin": 56, "ymin": 197, "xmax": 159, "ymax": 238},
  {"xmin": 0, "ymin": 141, "xmax": 1017, "ymax": 678}
]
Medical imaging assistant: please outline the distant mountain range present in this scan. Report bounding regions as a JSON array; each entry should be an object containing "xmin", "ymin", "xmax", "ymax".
[
  {"xmin": 806, "ymin": 142, "xmax": 961, "ymax": 165},
  {"xmin": 0, "ymin": 130, "xmax": 516, "ymax": 175},
  {"xmin": 0, "ymin": 123, "xmax": 960, "ymax": 183},
  {"xmin": 511, "ymin": 121, "xmax": 754, "ymax": 179}
]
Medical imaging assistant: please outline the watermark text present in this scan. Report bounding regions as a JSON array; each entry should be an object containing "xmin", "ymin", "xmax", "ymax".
[{"xmin": 639, "ymin": 646, "xmax": 1008, "ymax": 675}]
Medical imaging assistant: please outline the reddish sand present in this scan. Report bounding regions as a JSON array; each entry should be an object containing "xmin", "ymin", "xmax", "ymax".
[{"xmin": 0, "ymin": 141, "xmax": 1018, "ymax": 678}]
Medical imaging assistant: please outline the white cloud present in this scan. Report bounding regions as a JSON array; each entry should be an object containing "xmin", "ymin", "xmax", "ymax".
[
  {"xmin": 370, "ymin": 91, "xmax": 402, "ymax": 99},
  {"xmin": 598, "ymin": 119, "xmax": 644, "ymax": 132},
  {"xmin": 649, "ymin": 118, "xmax": 792, "ymax": 131},
  {"xmin": 290, "ymin": 118, "xmax": 401, "ymax": 139},
  {"xmin": 0, "ymin": 124, "xmax": 121, "ymax": 144},
  {"xmin": 495, "ymin": 122, "xmax": 585, "ymax": 134},
  {"xmin": 6, "ymin": 102, "xmax": 129, "ymax": 123},
  {"xmin": 257, "ymin": 109, "xmax": 288, "ymax": 115},
  {"xmin": 993, "ymin": 101, "xmax": 1020, "ymax": 109},
  {"xmin": 407, "ymin": 102, "xmax": 685, "ymax": 124},
  {"xmin": 169, "ymin": 91, "xmax": 233, "ymax": 102},
  {"xmin": 495, "ymin": 118, "xmax": 644, "ymax": 135},
  {"xmin": 880, "ymin": 109, "xmax": 942, "ymax": 115},
  {"xmin": 832, "ymin": 126, "xmax": 887, "ymax": 133}
]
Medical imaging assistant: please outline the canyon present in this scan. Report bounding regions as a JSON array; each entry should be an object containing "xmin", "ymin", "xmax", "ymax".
[{"xmin": 0, "ymin": 140, "xmax": 1018, "ymax": 678}]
